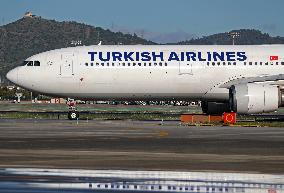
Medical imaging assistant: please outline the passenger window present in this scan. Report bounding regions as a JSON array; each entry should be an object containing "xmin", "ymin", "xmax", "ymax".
[
  {"xmin": 34, "ymin": 61, "xmax": 40, "ymax": 66},
  {"xmin": 249, "ymin": 62, "xmax": 252, "ymax": 65},
  {"xmin": 255, "ymin": 62, "xmax": 257, "ymax": 65},
  {"xmin": 165, "ymin": 62, "xmax": 168, "ymax": 66},
  {"xmin": 223, "ymin": 62, "xmax": 226, "ymax": 65},
  {"xmin": 85, "ymin": 63, "xmax": 88, "ymax": 66},
  {"xmin": 233, "ymin": 62, "xmax": 236, "ymax": 65},
  {"xmin": 217, "ymin": 62, "xmax": 220, "ymax": 66},
  {"xmin": 281, "ymin": 62, "xmax": 284, "ymax": 65}
]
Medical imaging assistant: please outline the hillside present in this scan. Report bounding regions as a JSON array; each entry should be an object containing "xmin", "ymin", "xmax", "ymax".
[
  {"xmin": 178, "ymin": 29, "xmax": 284, "ymax": 45},
  {"xmin": 0, "ymin": 16, "xmax": 154, "ymax": 78}
]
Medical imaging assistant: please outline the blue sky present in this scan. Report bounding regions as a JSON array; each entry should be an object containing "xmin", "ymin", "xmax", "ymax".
[{"xmin": 0, "ymin": 0, "xmax": 283, "ymax": 42}]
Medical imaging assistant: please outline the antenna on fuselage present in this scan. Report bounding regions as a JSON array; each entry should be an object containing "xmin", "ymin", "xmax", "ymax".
[{"xmin": 98, "ymin": 41, "xmax": 102, "ymax": 45}]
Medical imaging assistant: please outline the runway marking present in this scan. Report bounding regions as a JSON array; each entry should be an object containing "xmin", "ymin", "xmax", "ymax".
[{"xmin": 159, "ymin": 131, "xmax": 169, "ymax": 137}]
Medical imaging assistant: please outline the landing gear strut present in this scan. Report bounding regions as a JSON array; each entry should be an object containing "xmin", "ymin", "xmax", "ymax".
[{"xmin": 67, "ymin": 99, "xmax": 79, "ymax": 120}]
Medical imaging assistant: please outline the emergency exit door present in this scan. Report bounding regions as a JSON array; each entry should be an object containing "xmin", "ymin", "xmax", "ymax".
[{"xmin": 60, "ymin": 52, "xmax": 74, "ymax": 76}]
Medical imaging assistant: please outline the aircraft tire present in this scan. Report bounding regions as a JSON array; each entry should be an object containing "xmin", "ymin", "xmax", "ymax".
[{"xmin": 68, "ymin": 111, "xmax": 79, "ymax": 120}]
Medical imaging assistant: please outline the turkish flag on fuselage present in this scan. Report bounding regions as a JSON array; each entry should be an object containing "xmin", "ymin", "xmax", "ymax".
[{"xmin": 270, "ymin": 55, "xmax": 279, "ymax": 61}]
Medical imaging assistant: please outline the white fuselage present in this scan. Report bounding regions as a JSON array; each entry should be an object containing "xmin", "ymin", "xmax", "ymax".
[{"xmin": 6, "ymin": 45, "xmax": 284, "ymax": 102}]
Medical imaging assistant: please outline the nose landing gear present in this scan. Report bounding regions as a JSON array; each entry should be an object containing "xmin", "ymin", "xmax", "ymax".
[
  {"xmin": 67, "ymin": 99, "xmax": 79, "ymax": 120},
  {"xmin": 68, "ymin": 111, "xmax": 79, "ymax": 120}
]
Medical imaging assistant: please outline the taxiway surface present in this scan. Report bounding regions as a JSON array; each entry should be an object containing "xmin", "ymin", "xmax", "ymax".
[{"xmin": 0, "ymin": 119, "xmax": 283, "ymax": 173}]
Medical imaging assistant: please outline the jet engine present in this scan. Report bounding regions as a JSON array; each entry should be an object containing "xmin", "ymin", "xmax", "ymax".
[
  {"xmin": 229, "ymin": 83, "xmax": 284, "ymax": 114},
  {"xmin": 201, "ymin": 101, "xmax": 230, "ymax": 115}
]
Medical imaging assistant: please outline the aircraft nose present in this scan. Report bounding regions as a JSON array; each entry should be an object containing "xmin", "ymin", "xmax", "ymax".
[{"xmin": 6, "ymin": 67, "xmax": 18, "ymax": 84}]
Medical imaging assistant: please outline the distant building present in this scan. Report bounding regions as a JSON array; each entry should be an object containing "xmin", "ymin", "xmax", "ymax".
[
  {"xmin": 6, "ymin": 85, "xmax": 15, "ymax": 90},
  {"xmin": 50, "ymin": 98, "xmax": 66, "ymax": 104},
  {"xmin": 24, "ymin": 11, "xmax": 35, "ymax": 18}
]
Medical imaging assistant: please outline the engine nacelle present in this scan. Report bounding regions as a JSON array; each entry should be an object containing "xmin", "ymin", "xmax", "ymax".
[
  {"xmin": 201, "ymin": 101, "xmax": 230, "ymax": 115},
  {"xmin": 229, "ymin": 83, "xmax": 282, "ymax": 114}
]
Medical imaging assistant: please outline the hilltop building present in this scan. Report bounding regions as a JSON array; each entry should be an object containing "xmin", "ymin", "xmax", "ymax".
[{"xmin": 24, "ymin": 11, "xmax": 35, "ymax": 18}]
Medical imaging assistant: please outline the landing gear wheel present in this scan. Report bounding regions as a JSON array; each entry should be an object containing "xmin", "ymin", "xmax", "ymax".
[{"xmin": 68, "ymin": 111, "xmax": 79, "ymax": 120}]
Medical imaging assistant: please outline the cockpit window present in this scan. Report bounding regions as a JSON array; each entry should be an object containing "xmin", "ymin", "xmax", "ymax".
[
  {"xmin": 23, "ymin": 61, "xmax": 32, "ymax": 66},
  {"xmin": 27, "ymin": 61, "xmax": 33, "ymax": 66},
  {"xmin": 23, "ymin": 61, "xmax": 40, "ymax": 66},
  {"xmin": 34, "ymin": 61, "xmax": 40, "ymax": 66}
]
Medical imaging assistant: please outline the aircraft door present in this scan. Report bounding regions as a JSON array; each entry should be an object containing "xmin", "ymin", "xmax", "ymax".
[
  {"xmin": 179, "ymin": 61, "xmax": 193, "ymax": 75},
  {"xmin": 60, "ymin": 52, "xmax": 74, "ymax": 76}
]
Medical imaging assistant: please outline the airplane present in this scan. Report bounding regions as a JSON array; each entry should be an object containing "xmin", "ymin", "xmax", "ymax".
[{"xmin": 6, "ymin": 44, "xmax": 284, "ymax": 120}]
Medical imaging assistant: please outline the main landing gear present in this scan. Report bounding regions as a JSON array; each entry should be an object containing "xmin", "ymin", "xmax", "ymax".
[{"xmin": 67, "ymin": 99, "xmax": 79, "ymax": 120}]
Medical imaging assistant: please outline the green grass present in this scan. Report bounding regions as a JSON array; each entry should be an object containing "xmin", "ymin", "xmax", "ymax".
[
  {"xmin": 0, "ymin": 111, "xmax": 180, "ymax": 121},
  {"xmin": 0, "ymin": 112, "xmax": 67, "ymax": 119}
]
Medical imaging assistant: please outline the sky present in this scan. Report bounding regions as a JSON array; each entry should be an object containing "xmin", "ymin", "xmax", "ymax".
[{"xmin": 0, "ymin": 0, "xmax": 283, "ymax": 43}]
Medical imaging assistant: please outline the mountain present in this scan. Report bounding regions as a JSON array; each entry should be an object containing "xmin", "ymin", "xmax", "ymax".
[
  {"xmin": 110, "ymin": 25, "xmax": 197, "ymax": 44},
  {"xmin": 177, "ymin": 29, "xmax": 284, "ymax": 45},
  {"xmin": 0, "ymin": 16, "xmax": 155, "ymax": 78},
  {"xmin": 147, "ymin": 30, "xmax": 196, "ymax": 44}
]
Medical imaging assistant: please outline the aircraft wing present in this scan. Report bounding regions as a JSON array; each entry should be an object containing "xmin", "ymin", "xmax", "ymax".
[{"xmin": 220, "ymin": 74, "xmax": 284, "ymax": 88}]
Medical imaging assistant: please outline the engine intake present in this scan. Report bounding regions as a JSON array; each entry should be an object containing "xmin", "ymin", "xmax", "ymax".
[
  {"xmin": 229, "ymin": 83, "xmax": 283, "ymax": 114},
  {"xmin": 280, "ymin": 88, "xmax": 284, "ymax": 107}
]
